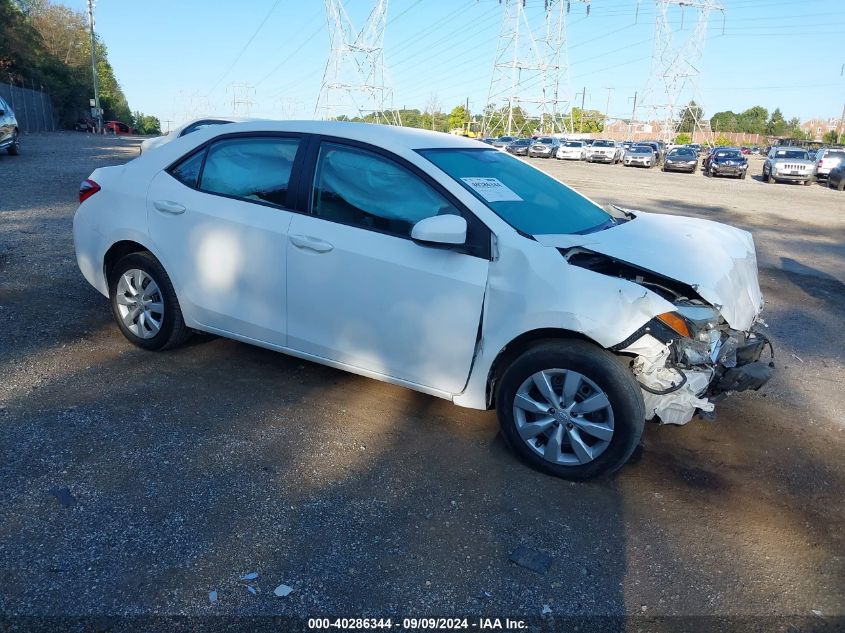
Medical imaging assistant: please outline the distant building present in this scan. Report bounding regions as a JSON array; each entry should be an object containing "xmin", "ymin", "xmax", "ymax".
[{"xmin": 800, "ymin": 118, "xmax": 838, "ymax": 140}]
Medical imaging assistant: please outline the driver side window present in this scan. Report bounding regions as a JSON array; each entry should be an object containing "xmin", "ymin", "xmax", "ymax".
[{"xmin": 311, "ymin": 142, "xmax": 459, "ymax": 238}]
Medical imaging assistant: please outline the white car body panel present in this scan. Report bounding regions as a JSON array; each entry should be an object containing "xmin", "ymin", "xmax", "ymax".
[
  {"xmin": 533, "ymin": 211, "xmax": 763, "ymax": 331},
  {"xmin": 74, "ymin": 120, "xmax": 766, "ymax": 416}
]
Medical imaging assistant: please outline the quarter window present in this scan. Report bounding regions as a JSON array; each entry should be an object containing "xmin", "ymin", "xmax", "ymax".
[
  {"xmin": 200, "ymin": 137, "xmax": 300, "ymax": 207},
  {"xmin": 311, "ymin": 142, "xmax": 460, "ymax": 237},
  {"xmin": 169, "ymin": 150, "xmax": 204, "ymax": 188}
]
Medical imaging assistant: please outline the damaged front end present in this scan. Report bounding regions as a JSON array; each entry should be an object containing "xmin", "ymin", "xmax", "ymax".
[{"xmin": 565, "ymin": 248, "xmax": 775, "ymax": 426}]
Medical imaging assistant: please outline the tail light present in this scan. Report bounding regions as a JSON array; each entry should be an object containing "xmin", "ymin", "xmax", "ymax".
[
  {"xmin": 818, "ymin": 159, "xmax": 825, "ymax": 167},
  {"xmin": 79, "ymin": 179, "xmax": 100, "ymax": 203}
]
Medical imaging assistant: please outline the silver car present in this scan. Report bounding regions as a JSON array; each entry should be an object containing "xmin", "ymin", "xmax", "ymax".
[
  {"xmin": 813, "ymin": 148, "xmax": 845, "ymax": 180},
  {"xmin": 528, "ymin": 136, "xmax": 560, "ymax": 158},
  {"xmin": 763, "ymin": 147, "xmax": 815, "ymax": 185},
  {"xmin": 623, "ymin": 145, "xmax": 654, "ymax": 168},
  {"xmin": 586, "ymin": 140, "xmax": 622, "ymax": 164}
]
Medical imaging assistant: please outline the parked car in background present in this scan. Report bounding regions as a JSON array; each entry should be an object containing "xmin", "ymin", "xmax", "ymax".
[
  {"xmin": 623, "ymin": 145, "xmax": 655, "ymax": 168},
  {"xmin": 621, "ymin": 140, "xmax": 634, "ymax": 152},
  {"xmin": 0, "ymin": 95, "xmax": 20, "ymax": 155},
  {"xmin": 685, "ymin": 143, "xmax": 702, "ymax": 155},
  {"xmin": 762, "ymin": 147, "xmax": 815, "ymax": 185},
  {"xmin": 556, "ymin": 140, "xmax": 588, "ymax": 160},
  {"xmin": 73, "ymin": 120, "xmax": 771, "ymax": 480},
  {"xmin": 639, "ymin": 140, "xmax": 664, "ymax": 164},
  {"xmin": 491, "ymin": 136, "xmax": 516, "ymax": 150},
  {"xmin": 527, "ymin": 136, "xmax": 560, "ymax": 158},
  {"xmin": 104, "ymin": 121, "xmax": 136, "ymax": 135},
  {"xmin": 751, "ymin": 147, "xmax": 761, "ymax": 155},
  {"xmin": 814, "ymin": 148, "xmax": 845, "ymax": 180},
  {"xmin": 480, "ymin": 137, "xmax": 497, "ymax": 145},
  {"xmin": 828, "ymin": 162, "xmax": 845, "ymax": 191},
  {"xmin": 586, "ymin": 140, "xmax": 622, "ymax": 164},
  {"xmin": 140, "ymin": 117, "xmax": 255, "ymax": 154},
  {"xmin": 662, "ymin": 147, "xmax": 699, "ymax": 173},
  {"xmin": 706, "ymin": 148, "xmax": 749, "ymax": 179},
  {"xmin": 740, "ymin": 147, "xmax": 751, "ymax": 155},
  {"xmin": 505, "ymin": 138, "xmax": 532, "ymax": 156}
]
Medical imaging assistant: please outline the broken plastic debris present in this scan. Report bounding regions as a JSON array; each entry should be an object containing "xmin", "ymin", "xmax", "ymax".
[
  {"xmin": 812, "ymin": 609, "xmax": 824, "ymax": 618},
  {"xmin": 247, "ymin": 585, "xmax": 257, "ymax": 595},
  {"xmin": 241, "ymin": 572, "xmax": 259, "ymax": 581},
  {"xmin": 274, "ymin": 584, "xmax": 294, "ymax": 598},
  {"xmin": 208, "ymin": 591, "xmax": 217, "ymax": 603},
  {"xmin": 50, "ymin": 487, "xmax": 77, "ymax": 508},
  {"xmin": 509, "ymin": 546, "xmax": 552, "ymax": 574},
  {"xmin": 541, "ymin": 605, "xmax": 552, "ymax": 615}
]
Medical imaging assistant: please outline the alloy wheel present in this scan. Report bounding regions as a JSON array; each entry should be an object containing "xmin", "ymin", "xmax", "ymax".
[{"xmin": 513, "ymin": 369, "xmax": 615, "ymax": 466}]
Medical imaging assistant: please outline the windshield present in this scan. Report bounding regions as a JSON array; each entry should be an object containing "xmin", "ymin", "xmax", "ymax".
[
  {"xmin": 629, "ymin": 146, "xmax": 651, "ymax": 154},
  {"xmin": 512, "ymin": 139, "xmax": 530, "ymax": 145},
  {"xmin": 715, "ymin": 150, "xmax": 741, "ymax": 158},
  {"xmin": 536, "ymin": 137, "xmax": 554, "ymax": 143},
  {"xmin": 420, "ymin": 148, "xmax": 611, "ymax": 236},
  {"xmin": 564, "ymin": 141, "xmax": 583, "ymax": 147},
  {"xmin": 669, "ymin": 148, "xmax": 696, "ymax": 158},
  {"xmin": 592, "ymin": 140, "xmax": 613, "ymax": 147},
  {"xmin": 774, "ymin": 149, "xmax": 808, "ymax": 160},
  {"xmin": 498, "ymin": 136, "xmax": 514, "ymax": 142}
]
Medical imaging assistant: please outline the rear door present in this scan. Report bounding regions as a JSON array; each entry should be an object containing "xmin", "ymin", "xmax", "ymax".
[
  {"xmin": 285, "ymin": 139, "xmax": 490, "ymax": 393},
  {"xmin": 147, "ymin": 134, "xmax": 304, "ymax": 345}
]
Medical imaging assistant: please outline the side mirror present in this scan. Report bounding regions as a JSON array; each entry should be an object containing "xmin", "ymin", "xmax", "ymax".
[{"xmin": 411, "ymin": 214, "xmax": 467, "ymax": 246}]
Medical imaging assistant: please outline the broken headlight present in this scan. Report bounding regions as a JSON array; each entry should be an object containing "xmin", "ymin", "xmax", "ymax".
[{"xmin": 656, "ymin": 304, "xmax": 726, "ymax": 366}]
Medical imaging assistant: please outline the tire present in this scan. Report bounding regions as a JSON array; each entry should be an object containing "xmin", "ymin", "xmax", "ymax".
[
  {"xmin": 7, "ymin": 130, "xmax": 19, "ymax": 155},
  {"xmin": 108, "ymin": 251, "xmax": 192, "ymax": 351},
  {"xmin": 740, "ymin": 170, "xmax": 747, "ymax": 180},
  {"xmin": 837, "ymin": 179, "xmax": 845, "ymax": 192},
  {"xmin": 495, "ymin": 340, "xmax": 646, "ymax": 480},
  {"xmin": 803, "ymin": 177, "xmax": 813, "ymax": 186}
]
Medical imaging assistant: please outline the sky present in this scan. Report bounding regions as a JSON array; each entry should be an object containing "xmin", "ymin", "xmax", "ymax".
[{"xmin": 62, "ymin": 0, "xmax": 845, "ymax": 131}]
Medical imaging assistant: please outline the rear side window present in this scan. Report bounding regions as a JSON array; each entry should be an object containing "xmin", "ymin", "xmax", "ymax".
[
  {"xmin": 169, "ymin": 150, "xmax": 204, "ymax": 188},
  {"xmin": 200, "ymin": 137, "xmax": 300, "ymax": 207}
]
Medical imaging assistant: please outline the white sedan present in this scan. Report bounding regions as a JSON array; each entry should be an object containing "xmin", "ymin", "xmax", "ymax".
[
  {"xmin": 556, "ymin": 140, "xmax": 587, "ymax": 160},
  {"xmin": 74, "ymin": 121, "xmax": 772, "ymax": 479}
]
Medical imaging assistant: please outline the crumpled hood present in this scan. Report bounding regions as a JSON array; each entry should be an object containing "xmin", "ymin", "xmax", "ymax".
[{"xmin": 534, "ymin": 211, "xmax": 764, "ymax": 331}]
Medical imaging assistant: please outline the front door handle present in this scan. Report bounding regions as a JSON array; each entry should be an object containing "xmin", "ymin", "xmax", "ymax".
[
  {"xmin": 289, "ymin": 234, "xmax": 333, "ymax": 253},
  {"xmin": 153, "ymin": 200, "xmax": 186, "ymax": 215}
]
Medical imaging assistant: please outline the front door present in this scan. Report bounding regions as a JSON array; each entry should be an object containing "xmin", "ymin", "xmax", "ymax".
[{"xmin": 286, "ymin": 141, "xmax": 489, "ymax": 394}]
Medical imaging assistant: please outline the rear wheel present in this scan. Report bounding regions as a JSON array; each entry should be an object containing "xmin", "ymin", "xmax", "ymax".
[
  {"xmin": 7, "ymin": 130, "xmax": 19, "ymax": 155},
  {"xmin": 804, "ymin": 177, "xmax": 813, "ymax": 186},
  {"xmin": 496, "ymin": 340, "xmax": 645, "ymax": 480},
  {"xmin": 108, "ymin": 251, "xmax": 192, "ymax": 351}
]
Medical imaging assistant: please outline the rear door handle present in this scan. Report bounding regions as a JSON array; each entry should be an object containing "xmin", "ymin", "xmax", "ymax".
[
  {"xmin": 153, "ymin": 200, "xmax": 186, "ymax": 215},
  {"xmin": 289, "ymin": 234, "xmax": 333, "ymax": 253}
]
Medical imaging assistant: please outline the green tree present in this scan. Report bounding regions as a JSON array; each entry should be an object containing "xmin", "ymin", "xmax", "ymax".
[
  {"xmin": 678, "ymin": 101, "xmax": 703, "ymax": 134},
  {"xmin": 674, "ymin": 133, "xmax": 691, "ymax": 145},
  {"xmin": 822, "ymin": 130, "xmax": 840, "ymax": 144},
  {"xmin": 568, "ymin": 107, "xmax": 604, "ymax": 133},
  {"xmin": 710, "ymin": 110, "xmax": 739, "ymax": 133},
  {"xmin": 132, "ymin": 111, "xmax": 160, "ymax": 135},
  {"xmin": 766, "ymin": 108, "xmax": 786, "ymax": 136},
  {"xmin": 714, "ymin": 135, "xmax": 733, "ymax": 146},
  {"xmin": 447, "ymin": 104, "xmax": 469, "ymax": 132},
  {"xmin": 737, "ymin": 106, "xmax": 768, "ymax": 135}
]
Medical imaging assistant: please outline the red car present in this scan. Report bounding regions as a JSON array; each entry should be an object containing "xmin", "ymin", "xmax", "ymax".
[
  {"xmin": 740, "ymin": 147, "xmax": 750, "ymax": 155},
  {"xmin": 103, "ymin": 121, "xmax": 136, "ymax": 135}
]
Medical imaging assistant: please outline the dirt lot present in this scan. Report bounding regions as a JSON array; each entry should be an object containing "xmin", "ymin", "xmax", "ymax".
[{"xmin": 1, "ymin": 133, "xmax": 844, "ymax": 630}]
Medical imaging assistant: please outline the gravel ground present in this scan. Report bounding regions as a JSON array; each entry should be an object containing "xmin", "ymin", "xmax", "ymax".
[{"xmin": 1, "ymin": 133, "xmax": 844, "ymax": 631}]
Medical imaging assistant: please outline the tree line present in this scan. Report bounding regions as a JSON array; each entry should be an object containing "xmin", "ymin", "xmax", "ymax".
[{"xmin": 0, "ymin": 0, "xmax": 159, "ymax": 133}]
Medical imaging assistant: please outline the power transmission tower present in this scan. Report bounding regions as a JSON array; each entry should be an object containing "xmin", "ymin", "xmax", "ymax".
[
  {"xmin": 85, "ymin": 0, "xmax": 102, "ymax": 133},
  {"xmin": 315, "ymin": 0, "xmax": 401, "ymax": 125},
  {"xmin": 227, "ymin": 83, "xmax": 256, "ymax": 116},
  {"xmin": 639, "ymin": 0, "xmax": 724, "ymax": 143},
  {"xmin": 482, "ymin": 0, "xmax": 590, "ymax": 138}
]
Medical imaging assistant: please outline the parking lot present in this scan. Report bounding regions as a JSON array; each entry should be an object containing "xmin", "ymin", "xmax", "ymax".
[{"xmin": 1, "ymin": 133, "xmax": 844, "ymax": 629}]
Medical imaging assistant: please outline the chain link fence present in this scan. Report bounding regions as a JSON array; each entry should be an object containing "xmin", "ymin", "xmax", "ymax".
[{"xmin": 0, "ymin": 80, "xmax": 56, "ymax": 133}]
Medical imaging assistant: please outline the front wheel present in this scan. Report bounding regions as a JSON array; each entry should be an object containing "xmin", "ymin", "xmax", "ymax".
[
  {"xmin": 740, "ymin": 170, "xmax": 747, "ymax": 180},
  {"xmin": 804, "ymin": 177, "xmax": 814, "ymax": 186},
  {"xmin": 108, "ymin": 251, "xmax": 192, "ymax": 351},
  {"xmin": 496, "ymin": 340, "xmax": 645, "ymax": 480}
]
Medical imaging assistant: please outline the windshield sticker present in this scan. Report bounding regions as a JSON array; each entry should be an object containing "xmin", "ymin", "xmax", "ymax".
[{"xmin": 460, "ymin": 177, "xmax": 523, "ymax": 202}]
